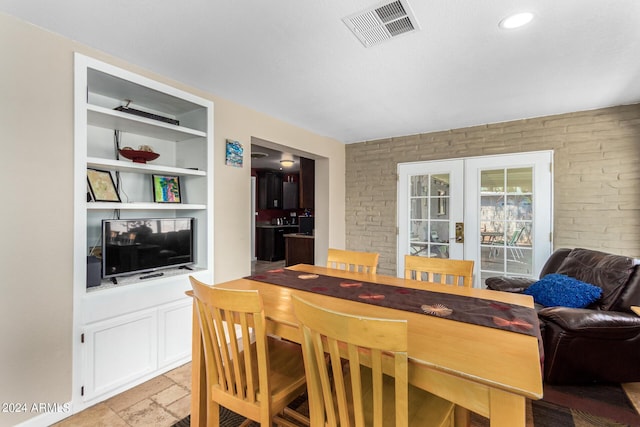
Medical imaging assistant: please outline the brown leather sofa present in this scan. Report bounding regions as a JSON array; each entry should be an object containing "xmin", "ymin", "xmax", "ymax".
[{"xmin": 486, "ymin": 247, "xmax": 640, "ymax": 384}]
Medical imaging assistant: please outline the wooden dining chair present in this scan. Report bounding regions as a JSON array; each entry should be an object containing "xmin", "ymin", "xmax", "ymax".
[
  {"xmin": 189, "ymin": 277, "xmax": 308, "ymax": 427},
  {"xmin": 327, "ymin": 248, "xmax": 380, "ymax": 274},
  {"xmin": 291, "ymin": 295, "xmax": 455, "ymax": 427},
  {"xmin": 404, "ymin": 255, "xmax": 474, "ymax": 288}
]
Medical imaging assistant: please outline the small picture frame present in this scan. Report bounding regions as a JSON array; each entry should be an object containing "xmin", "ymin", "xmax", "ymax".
[
  {"xmin": 87, "ymin": 169, "xmax": 121, "ymax": 202},
  {"xmin": 152, "ymin": 174, "xmax": 182, "ymax": 203}
]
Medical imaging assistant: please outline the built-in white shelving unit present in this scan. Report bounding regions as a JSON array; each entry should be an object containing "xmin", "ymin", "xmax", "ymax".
[{"xmin": 72, "ymin": 53, "xmax": 214, "ymax": 412}]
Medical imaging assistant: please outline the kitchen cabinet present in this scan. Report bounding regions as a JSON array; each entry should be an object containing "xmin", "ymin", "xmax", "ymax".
[
  {"xmin": 285, "ymin": 234, "xmax": 314, "ymax": 266},
  {"xmin": 299, "ymin": 157, "xmax": 315, "ymax": 209},
  {"xmin": 257, "ymin": 225, "xmax": 298, "ymax": 261},
  {"xmin": 282, "ymin": 181, "xmax": 298, "ymax": 210},
  {"xmin": 258, "ymin": 171, "xmax": 283, "ymax": 209}
]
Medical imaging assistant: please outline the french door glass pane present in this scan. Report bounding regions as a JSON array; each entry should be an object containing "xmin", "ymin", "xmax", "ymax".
[
  {"xmin": 480, "ymin": 167, "xmax": 534, "ymax": 279},
  {"xmin": 507, "ymin": 168, "xmax": 532, "ymax": 193},
  {"xmin": 410, "ymin": 175, "xmax": 429, "ymax": 197},
  {"xmin": 409, "ymin": 174, "xmax": 450, "ymax": 259}
]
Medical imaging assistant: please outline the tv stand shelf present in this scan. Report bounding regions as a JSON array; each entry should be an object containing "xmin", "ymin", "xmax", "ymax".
[{"xmin": 87, "ymin": 265, "xmax": 206, "ymax": 293}]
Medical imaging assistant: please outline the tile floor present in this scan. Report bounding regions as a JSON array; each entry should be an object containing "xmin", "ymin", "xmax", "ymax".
[
  {"xmin": 252, "ymin": 259, "xmax": 286, "ymax": 274},
  {"xmin": 55, "ymin": 260, "xmax": 285, "ymax": 427},
  {"xmin": 53, "ymin": 362, "xmax": 191, "ymax": 427}
]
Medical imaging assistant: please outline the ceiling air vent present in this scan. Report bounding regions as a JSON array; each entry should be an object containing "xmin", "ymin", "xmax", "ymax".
[{"xmin": 342, "ymin": 0, "xmax": 420, "ymax": 47}]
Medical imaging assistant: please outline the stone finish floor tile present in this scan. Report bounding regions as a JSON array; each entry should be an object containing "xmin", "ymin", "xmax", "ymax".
[
  {"xmin": 166, "ymin": 393, "xmax": 191, "ymax": 420},
  {"xmin": 119, "ymin": 399, "xmax": 178, "ymax": 427},
  {"xmin": 105, "ymin": 375, "xmax": 175, "ymax": 414},
  {"xmin": 151, "ymin": 384, "xmax": 189, "ymax": 408},
  {"xmin": 52, "ymin": 403, "xmax": 129, "ymax": 427},
  {"xmin": 164, "ymin": 362, "xmax": 192, "ymax": 389}
]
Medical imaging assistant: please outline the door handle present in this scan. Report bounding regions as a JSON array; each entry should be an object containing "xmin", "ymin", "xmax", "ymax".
[{"xmin": 455, "ymin": 222, "xmax": 464, "ymax": 243}]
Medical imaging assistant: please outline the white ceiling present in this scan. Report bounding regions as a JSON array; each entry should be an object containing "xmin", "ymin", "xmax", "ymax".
[
  {"xmin": 3, "ymin": 0, "xmax": 640, "ymax": 143},
  {"xmin": 251, "ymin": 144, "xmax": 300, "ymax": 172}
]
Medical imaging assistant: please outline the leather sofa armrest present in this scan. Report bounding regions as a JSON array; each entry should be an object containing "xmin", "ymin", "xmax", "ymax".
[
  {"xmin": 538, "ymin": 307, "xmax": 640, "ymax": 339},
  {"xmin": 485, "ymin": 276, "xmax": 536, "ymax": 293}
]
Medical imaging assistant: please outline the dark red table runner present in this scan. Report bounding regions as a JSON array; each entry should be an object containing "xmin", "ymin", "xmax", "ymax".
[{"xmin": 246, "ymin": 268, "xmax": 541, "ymax": 338}]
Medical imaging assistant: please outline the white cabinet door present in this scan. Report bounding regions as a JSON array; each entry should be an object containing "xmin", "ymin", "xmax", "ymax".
[
  {"xmin": 82, "ymin": 309, "xmax": 157, "ymax": 401},
  {"xmin": 158, "ymin": 300, "xmax": 192, "ymax": 367}
]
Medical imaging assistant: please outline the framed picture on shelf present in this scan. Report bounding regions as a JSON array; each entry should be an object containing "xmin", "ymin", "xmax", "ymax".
[
  {"xmin": 152, "ymin": 174, "xmax": 182, "ymax": 203},
  {"xmin": 87, "ymin": 169, "xmax": 121, "ymax": 202}
]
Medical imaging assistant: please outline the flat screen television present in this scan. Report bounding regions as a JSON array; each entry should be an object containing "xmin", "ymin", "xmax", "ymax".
[{"xmin": 102, "ymin": 217, "xmax": 195, "ymax": 282}]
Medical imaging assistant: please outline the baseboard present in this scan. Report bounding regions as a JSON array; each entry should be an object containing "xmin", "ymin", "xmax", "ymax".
[{"xmin": 13, "ymin": 401, "xmax": 73, "ymax": 427}]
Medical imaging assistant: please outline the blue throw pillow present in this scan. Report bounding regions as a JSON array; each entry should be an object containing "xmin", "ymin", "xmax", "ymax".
[{"xmin": 524, "ymin": 273, "xmax": 602, "ymax": 308}]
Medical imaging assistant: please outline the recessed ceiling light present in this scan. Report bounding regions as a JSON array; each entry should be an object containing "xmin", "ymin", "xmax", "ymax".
[{"xmin": 499, "ymin": 12, "xmax": 534, "ymax": 29}]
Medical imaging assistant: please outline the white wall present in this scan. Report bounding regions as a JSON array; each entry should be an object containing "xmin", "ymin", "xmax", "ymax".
[{"xmin": 0, "ymin": 12, "xmax": 345, "ymax": 426}]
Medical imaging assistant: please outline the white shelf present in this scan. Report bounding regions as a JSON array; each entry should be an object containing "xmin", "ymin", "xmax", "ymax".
[
  {"xmin": 87, "ymin": 202, "xmax": 206, "ymax": 210},
  {"xmin": 87, "ymin": 104, "xmax": 206, "ymax": 142},
  {"xmin": 87, "ymin": 157, "xmax": 206, "ymax": 176},
  {"xmin": 86, "ymin": 266, "xmax": 206, "ymax": 293}
]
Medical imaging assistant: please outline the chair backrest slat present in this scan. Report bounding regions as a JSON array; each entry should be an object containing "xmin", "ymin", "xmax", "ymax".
[
  {"xmin": 327, "ymin": 248, "xmax": 380, "ymax": 274},
  {"xmin": 404, "ymin": 255, "xmax": 474, "ymax": 288},
  {"xmin": 214, "ymin": 307, "xmax": 235, "ymax": 393}
]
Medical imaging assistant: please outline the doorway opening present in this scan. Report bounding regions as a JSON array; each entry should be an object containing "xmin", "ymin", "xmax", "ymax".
[
  {"xmin": 397, "ymin": 151, "xmax": 553, "ymax": 287},
  {"xmin": 251, "ymin": 137, "xmax": 316, "ymax": 271}
]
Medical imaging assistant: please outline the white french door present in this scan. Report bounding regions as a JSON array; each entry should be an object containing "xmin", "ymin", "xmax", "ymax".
[
  {"xmin": 397, "ymin": 151, "xmax": 553, "ymax": 287},
  {"xmin": 398, "ymin": 159, "xmax": 465, "ymax": 271}
]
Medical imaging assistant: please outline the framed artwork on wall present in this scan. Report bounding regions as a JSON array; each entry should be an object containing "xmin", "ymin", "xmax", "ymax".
[
  {"xmin": 225, "ymin": 139, "xmax": 243, "ymax": 167},
  {"xmin": 87, "ymin": 169, "xmax": 121, "ymax": 202},
  {"xmin": 152, "ymin": 174, "xmax": 182, "ymax": 203}
]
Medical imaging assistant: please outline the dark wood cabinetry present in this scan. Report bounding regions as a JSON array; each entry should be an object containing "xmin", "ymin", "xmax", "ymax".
[
  {"xmin": 257, "ymin": 227, "xmax": 283, "ymax": 261},
  {"xmin": 257, "ymin": 226, "xmax": 299, "ymax": 261},
  {"xmin": 257, "ymin": 160, "xmax": 313, "ymax": 211},
  {"xmin": 285, "ymin": 235, "xmax": 314, "ymax": 266},
  {"xmin": 299, "ymin": 157, "xmax": 315, "ymax": 209},
  {"xmin": 282, "ymin": 181, "xmax": 298, "ymax": 210},
  {"xmin": 258, "ymin": 171, "xmax": 283, "ymax": 209}
]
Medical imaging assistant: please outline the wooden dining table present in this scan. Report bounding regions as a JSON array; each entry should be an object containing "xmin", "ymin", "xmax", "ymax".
[{"xmin": 189, "ymin": 264, "xmax": 543, "ymax": 427}]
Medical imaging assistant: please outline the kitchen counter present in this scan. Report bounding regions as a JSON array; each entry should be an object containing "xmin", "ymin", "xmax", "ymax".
[
  {"xmin": 285, "ymin": 233, "xmax": 314, "ymax": 266},
  {"xmin": 284, "ymin": 233, "xmax": 313, "ymax": 239}
]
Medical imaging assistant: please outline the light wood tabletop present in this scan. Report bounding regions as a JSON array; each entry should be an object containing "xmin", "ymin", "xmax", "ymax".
[{"xmin": 189, "ymin": 265, "xmax": 543, "ymax": 427}]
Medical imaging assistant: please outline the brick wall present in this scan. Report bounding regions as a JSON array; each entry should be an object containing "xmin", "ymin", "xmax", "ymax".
[{"xmin": 345, "ymin": 104, "xmax": 640, "ymax": 276}]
